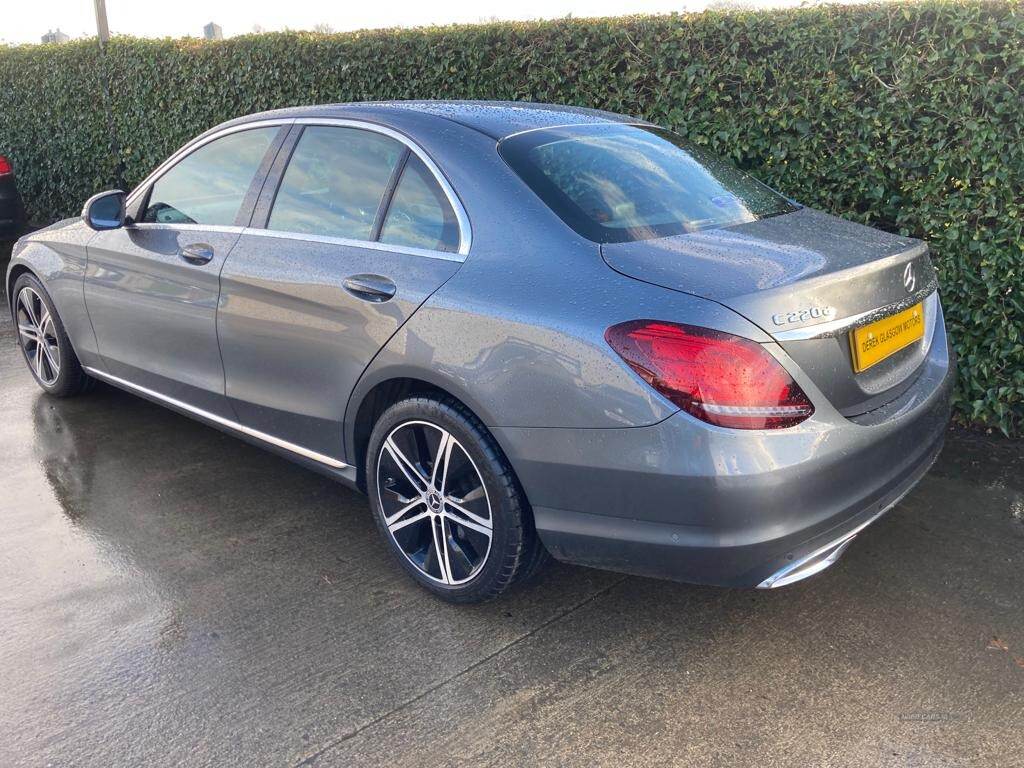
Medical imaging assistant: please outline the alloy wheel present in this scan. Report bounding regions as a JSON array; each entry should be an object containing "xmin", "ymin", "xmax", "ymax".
[
  {"xmin": 15, "ymin": 287, "xmax": 61, "ymax": 386},
  {"xmin": 376, "ymin": 420, "xmax": 493, "ymax": 585}
]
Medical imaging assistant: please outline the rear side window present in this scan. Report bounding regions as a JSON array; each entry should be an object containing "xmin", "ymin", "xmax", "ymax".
[
  {"xmin": 143, "ymin": 127, "xmax": 278, "ymax": 226},
  {"xmin": 380, "ymin": 155, "xmax": 460, "ymax": 253},
  {"xmin": 498, "ymin": 123, "xmax": 798, "ymax": 243},
  {"xmin": 269, "ymin": 126, "xmax": 404, "ymax": 240}
]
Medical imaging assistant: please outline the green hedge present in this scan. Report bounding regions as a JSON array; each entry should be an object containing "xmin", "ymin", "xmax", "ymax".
[{"xmin": 1, "ymin": 1, "xmax": 1021, "ymax": 433}]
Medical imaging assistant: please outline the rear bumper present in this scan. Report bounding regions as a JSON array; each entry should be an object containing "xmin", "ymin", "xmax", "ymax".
[{"xmin": 493, "ymin": 319, "xmax": 954, "ymax": 588}]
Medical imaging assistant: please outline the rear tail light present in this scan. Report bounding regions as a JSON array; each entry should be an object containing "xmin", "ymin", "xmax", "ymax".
[
  {"xmin": 605, "ymin": 320, "xmax": 814, "ymax": 429},
  {"xmin": 0, "ymin": 156, "xmax": 11, "ymax": 176}
]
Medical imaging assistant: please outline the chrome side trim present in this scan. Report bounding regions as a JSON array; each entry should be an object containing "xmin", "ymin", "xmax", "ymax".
[
  {"xmin": 83, "ymin": 367, "xmax": 349, "ymax": 469},
  {"xmin": 772, "ymin": 286, "xmax": 939, "ymax": 342},
  {"xmin": 242, "ymin": 227, "xmax": 464, "ymax": 263}
]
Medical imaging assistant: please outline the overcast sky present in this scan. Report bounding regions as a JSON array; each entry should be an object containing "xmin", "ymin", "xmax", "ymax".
[{"xmin": 8, "ymin": 0, "xmax": 856, "ymax": 45}]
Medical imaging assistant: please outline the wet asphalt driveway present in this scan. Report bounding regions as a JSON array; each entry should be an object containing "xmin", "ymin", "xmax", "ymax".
[{"xmin": 2, "ymin": 247, "xmax": 1023, "ymax": 767}]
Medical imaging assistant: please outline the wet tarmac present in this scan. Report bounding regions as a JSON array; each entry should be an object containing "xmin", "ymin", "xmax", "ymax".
[{"xmin": 2, "ymin": 246, "xmax": 1023, "ymax": 766}]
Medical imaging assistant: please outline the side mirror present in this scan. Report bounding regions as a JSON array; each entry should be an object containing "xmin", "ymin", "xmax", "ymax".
[{"xmin": 82, "ymin": 190, "xmax": 126, "ymax": 230}]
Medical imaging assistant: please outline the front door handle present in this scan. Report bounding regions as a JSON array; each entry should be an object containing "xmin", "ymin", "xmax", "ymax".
[
  {"xmin": 179, "ymin": 243, "xmax": 214, "ymax": 265},
  {"xmin": 343, "ymin": 274, "xmax": 397, "ymax": 303}
]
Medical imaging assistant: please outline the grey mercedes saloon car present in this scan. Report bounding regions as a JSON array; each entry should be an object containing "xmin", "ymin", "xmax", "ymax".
[{"xmin": 6, "ymin": 101, "xmax": 954, "ymax": 602}]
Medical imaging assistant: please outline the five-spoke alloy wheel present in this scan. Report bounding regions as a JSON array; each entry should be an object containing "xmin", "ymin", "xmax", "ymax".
[
  {"xmin": 377, "ymin": 420, "xmax": 493, "ymax": 585},
  {"xmin": 15, "ymin": 286, "xmax": 61, "ymax": 386},
  {"xmin": 367, "ymin": 396, "xmax": 547, "ymax": 602},
  {"xmin": 10, "ymin": 273, "xmax": 92, "ymax": 397}
]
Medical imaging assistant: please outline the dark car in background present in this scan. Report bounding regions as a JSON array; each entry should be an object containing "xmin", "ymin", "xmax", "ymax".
[{"xmin": 0, "ymin": 155, "xmax": 26, "ymax": 240}]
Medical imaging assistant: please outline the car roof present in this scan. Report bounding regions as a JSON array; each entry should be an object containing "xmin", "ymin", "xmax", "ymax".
[{"xmin": 232, "ymin": 100, "xmax": 646, "ymax": 140}]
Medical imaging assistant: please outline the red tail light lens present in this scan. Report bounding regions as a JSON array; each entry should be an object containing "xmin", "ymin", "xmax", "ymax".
[
  {"xmin": 0, "ymin": 156, "xmax": 11, "ymax": 176},
  {"xmin": 605, "ymin": 320, "xmax": 814, "ymax": 429}
]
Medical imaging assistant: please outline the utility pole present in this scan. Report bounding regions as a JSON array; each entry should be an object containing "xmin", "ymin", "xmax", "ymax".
[
  {"xmin": 94, "ymin": 0, "xmax": 110, "ymax": 46},
  {"xmin": 92, "ymin": 0, "xmax": 123, "ymax": 190}
]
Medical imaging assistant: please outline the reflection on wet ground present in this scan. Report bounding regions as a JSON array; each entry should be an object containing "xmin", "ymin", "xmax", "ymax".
[{"xmin": 1, "ymin": 251, "xmax": 1022, "ymax": 766}]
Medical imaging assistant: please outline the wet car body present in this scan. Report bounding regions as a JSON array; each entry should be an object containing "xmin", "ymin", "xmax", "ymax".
[{"xmin": 6, "ymin": 101, "xmax": 955, "ymax": 592}]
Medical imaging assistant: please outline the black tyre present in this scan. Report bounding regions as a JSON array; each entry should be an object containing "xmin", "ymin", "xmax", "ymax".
[
  {"xmin": 366, "ymin": 395, "xmax": 545, "ymax": 603},
  {"xmin": 11, "ymin": 273, "xmax": 92, "ymax": 397}
]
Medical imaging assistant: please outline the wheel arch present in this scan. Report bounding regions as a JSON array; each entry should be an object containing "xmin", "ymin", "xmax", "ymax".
[
  {"xmin": 345, "ymin": 369, "xmax": 507, "ymax": 494},
  {"xmin": 6, "ymin": 257, "xmax": 92, "ymax": 366},
  {"xmin": 6, "ymin": 263, "xmax": 37, "ymax": 310},
  {"xmin": 7, "ymin": 230, "xmax": 104, "ymax": 372}
]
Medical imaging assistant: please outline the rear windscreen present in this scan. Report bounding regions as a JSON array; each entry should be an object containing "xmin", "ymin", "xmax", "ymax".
[{"xmin": 498, "ymin": 123, "xmax": 798, "ymax": 243}]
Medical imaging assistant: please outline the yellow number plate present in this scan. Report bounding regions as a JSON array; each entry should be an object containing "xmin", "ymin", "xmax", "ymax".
[{"xmin": 850, "ymin": 302, "xmax": 925, "ymax": 373}]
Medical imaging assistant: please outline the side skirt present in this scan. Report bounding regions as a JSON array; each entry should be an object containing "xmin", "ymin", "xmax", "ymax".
[{"xmin": 83, "ymin": 366, "xmax": 361, "ymax": 488}]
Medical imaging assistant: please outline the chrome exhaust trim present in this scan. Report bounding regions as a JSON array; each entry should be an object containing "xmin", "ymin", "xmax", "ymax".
[{"xmin": 756, "ymin": 506, "xmax": 889, "ymax": 589}]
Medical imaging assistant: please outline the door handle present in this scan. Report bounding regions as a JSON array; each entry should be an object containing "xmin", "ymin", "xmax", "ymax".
[
  {"xmin": 179, "ymin": 243, "xmax": 214, "ymax": 265},
  {"xmin": 343, "ymin": 274, "xmax": 397, "ymax": 303}
]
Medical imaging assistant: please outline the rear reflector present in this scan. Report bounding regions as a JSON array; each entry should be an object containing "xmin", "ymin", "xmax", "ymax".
[
  {"xmin": 605, "ymin": 320, "xmax": 814, "ymax": 429},
  {"xmin": 0, "ymin": 156, "xmax": 11, "ymax": 176}
]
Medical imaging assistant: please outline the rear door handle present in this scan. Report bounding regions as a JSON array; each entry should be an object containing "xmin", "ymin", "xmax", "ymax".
[
  {"xmin": 179, "ymin": 243, "xmax": 214, "ymax": 265},
  {"xmin": 343, "ymin": 274, "xmax": 397, "ymax": 303}
]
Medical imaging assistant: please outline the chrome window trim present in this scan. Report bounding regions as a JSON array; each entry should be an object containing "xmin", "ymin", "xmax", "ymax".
[
  {"xmin": 125, "ymin": 222, "xmax": 248, "ymax": 235},
  {"xmin": 127, "ymin": 116, "xmax": 472, "ymax": 259},
  {"xmin": 287, "ymin": 117, "xmax": 471, "ymax": 257},
  {"xmin": 83, "ymin": 366, "xmax": 350, "ymax": 469},
  {"xmin": 772, "ymin": 284, "xmax": 939, "ymax": 342},
  {"xmin": 126, "ymin": 119, "xmax": 295, "ymax": 208},
  {"xmin": 241, "ymin": 227, "xmax": 464, "ymax": 263}
]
